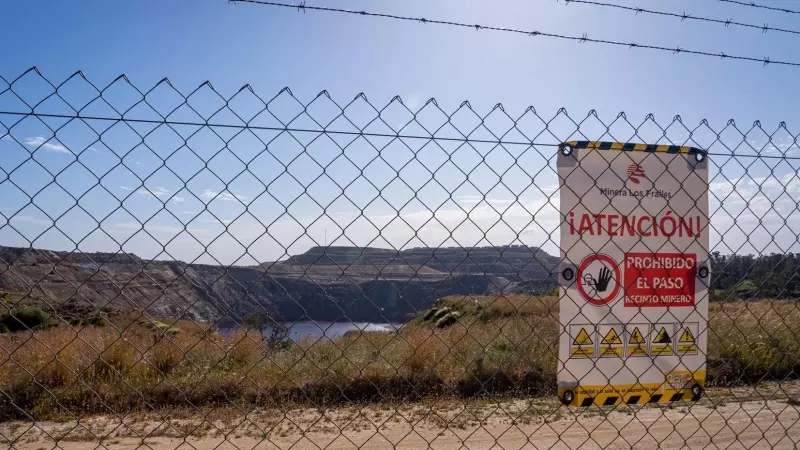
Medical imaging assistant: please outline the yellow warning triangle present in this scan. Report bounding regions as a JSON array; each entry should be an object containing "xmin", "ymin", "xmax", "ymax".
[
  {"xmin": 679, "ymin": 328, "xmax": 695, "ymax": 343},
  {"xmin": 573, "ymin": 328, "xmax": 593, "ymax": 346},
  {"xmin": 601, "ymin": 328, "xmax": 622, "ymax": 345},
  {"xmin": 629, "ymin": 327, "xmax": 645, "ymax": 344},
  {"xmin": 653, "ymin": 327, "xmax": 671, "ymax": 344}
]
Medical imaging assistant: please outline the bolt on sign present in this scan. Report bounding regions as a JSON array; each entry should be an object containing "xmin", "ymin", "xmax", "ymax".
[{"xmin": 556, "ymin": 141, "xmax": 710, "ymax": 407}]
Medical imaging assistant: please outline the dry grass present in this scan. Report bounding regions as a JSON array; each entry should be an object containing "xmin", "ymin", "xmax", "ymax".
[
  {"xmin": 707, "ymin": 300, "xmax": 800, "ymax": 384},
  {"xmin": 0, "ymin": 296, "xmax": 798, "ymax": 421}
]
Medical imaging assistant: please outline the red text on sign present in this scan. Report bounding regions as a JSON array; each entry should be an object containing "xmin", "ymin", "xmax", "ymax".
[
  {"xmin": 624, "ymin": 253, "xmax": 696, "ymax": 307},
  {"xmin": 568, "ymin": 211, "xmax": 703, "ymax": 238}
]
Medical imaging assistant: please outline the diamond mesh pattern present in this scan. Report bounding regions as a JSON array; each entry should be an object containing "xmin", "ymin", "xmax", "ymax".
[{"xmin": 0, "ymin": 69, "xmax": 799, "ymax": 448}]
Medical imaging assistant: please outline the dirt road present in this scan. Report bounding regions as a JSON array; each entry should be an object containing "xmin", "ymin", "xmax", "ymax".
[{"xmin": 3, "ymin": 387, "xmax": 800, "ymax": 449}]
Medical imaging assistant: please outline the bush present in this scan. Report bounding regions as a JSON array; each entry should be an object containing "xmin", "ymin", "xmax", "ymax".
[
  {"xmin": 90, "ymin": 339, "xmax": 136, "ymax": 381},
  {"xmin": 422, "ymin": 307, "xmax": 439, "ymax": 322},
  {"xmin": 0, "ymin": 307, "xmax": 56, "ymax": 332},
  {"xmin": 150, "ymin": 340, "xmax": 182, "ymax": 375},
  {"xmin": 431, "ymin": 307, "xmax": 452, "ymax": 323},
  {"xmin": 138, "ymin": 319, "xmax": 180, "ymax": 337},
  {"xmin": 86, "ymin": 315, "xmax": 106, "ymax": 327},
  {"xmin": 733, "ymin": 280, "xmax": 758, "ymax": 298},
  {"xmin": 227, "ymin": 331, "xmax": 263, "ymax": 369},
  {"xmin": 435, "ymin": 311, "xmax": 460, "ymax": 329}
]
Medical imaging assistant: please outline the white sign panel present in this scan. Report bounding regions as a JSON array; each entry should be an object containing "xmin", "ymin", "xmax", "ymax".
[{"xmin": 556, "ymin": 141, "xmax": 709, "ymax": 407}]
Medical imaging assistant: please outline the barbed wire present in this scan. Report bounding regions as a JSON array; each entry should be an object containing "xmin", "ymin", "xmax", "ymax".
[
  {"xmin": 718, "ymin": 0, "xmax": 800, "ymax": 16},
  {"xmin": 565, "ymin": 0, "xmax": 800, "ymax": 36},
  {"xmin": 230, "ymin": 0, "xmax": 800, "ymax": 68}
]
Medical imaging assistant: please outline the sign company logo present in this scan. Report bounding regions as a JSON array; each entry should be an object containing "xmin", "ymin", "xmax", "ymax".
[{"xmin": 627, "ymin": 164, "xmax": 646, "ymax": 184}]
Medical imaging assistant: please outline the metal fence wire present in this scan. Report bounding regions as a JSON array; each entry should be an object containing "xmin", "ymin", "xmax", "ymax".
[{"xmin": 1, "ymin": 69, "xmax": 800, "ymax": 449}]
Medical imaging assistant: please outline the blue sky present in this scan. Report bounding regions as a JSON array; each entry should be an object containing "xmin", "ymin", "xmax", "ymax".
[{"xmin": 1, "ymin": 0, "xmax": 800, "ymax": 264}]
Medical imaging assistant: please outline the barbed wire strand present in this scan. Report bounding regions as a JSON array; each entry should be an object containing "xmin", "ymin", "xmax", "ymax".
[
  {"xmin": 565, "ymin": 0, "xmax": 800, "ymax": 36},
  {"xmin": 229, "ymin": 0, "xmax": 800, "ymax": 68},
  {"xmin": 718, "ymin": 0, "xmax": 800, "ymax": 16}
]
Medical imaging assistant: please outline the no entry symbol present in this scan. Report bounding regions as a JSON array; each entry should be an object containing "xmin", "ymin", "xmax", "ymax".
[{"xmin": 577, "ymin": 254, "xmax": 621, "ymax": 306}]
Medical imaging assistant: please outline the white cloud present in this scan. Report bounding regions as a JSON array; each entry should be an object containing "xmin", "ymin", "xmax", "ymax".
[
  {"xmin": 1, "ymin": 135, "xmax": 11, "ymax": 141},
  {"xmin": 455, "ymin": 194, "xmax": 483, "ymax": 204},
  {"xmin": 486, "ymin": 198, "xmax": 515, "ymax": 205},
  {"xmin": 6, "ymin": 215, "xmax": 53, "ymax": 226},
  {"xmin": 15, "ymin": 160, "xmax": 800, "ymax": 264},
  {"xmin": 122, "ymin": 185, "xmax": 184, "ymax": 204},
  {"xmin": 149, "ymin": 188, "xmax": 185, "ymax": 204},
  {"xmin": 24, "ymin": 136, "xmax": 71, "ymax": 154},
  {"xmin": 455, "ymin": 195, "xmax": 517, "ymax": 206},
  {"xmin": 111, "ymin": 222, "xmax": 205, "ymax": 235},
  {"xmin": 706, "ymin": 172, "xmax": 800, "ymax": 255},
  {"xmin": 199, "ymin": 189, "xmax": 248, "ymax": 203},
  {"xmin": 709, "ymin": 177, "xmax": 741, "ymax": 198},
  {"xmin": 140, "ymin": 186, "xmax": 170, "ymax": 198},
  {"xmin": 199, "ymin": 218, "xmax": 234, "ymax": 225},
  {"xmin": 539, "ymin": 183, "xmax": 560, "ymax": 193},
  {"xmin": 361, "ymin": 197, "xmax": 560, "ymax": 251}
]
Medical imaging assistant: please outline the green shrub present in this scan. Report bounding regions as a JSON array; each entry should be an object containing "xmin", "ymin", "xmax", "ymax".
[
  {"xmin": 0, "ymin": 307, "xmax": 56, "ymax": 332},
  {"xmin": 81, "ymin": 314, "xmax": 105, "ymax": 327},
  {"xmin": 431, "ymin": 307, "xmax": 452, "ymax": 323},
  {"xmin": 154, "ymin": 322, "xmax": 180, "ymax": 337},
  {"xmin": 733, "ymin": 280, "xmax": 758, "ymax": 298},
  {"xmin": 422, "ymin": 307, "xmax": 439, "ymax": 322},
  {"xmin": 435, "ymin": 311, "xmax": 460, "ymax": 329}
]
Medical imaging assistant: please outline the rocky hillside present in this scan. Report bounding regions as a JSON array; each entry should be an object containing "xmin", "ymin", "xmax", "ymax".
[
  {"xmin": 282, "ymin": 245, "xmax": 558, "ymax": 281},
  {"xmin": 0, "ymin": 245, "xmax": 548, "ymax": 324}
]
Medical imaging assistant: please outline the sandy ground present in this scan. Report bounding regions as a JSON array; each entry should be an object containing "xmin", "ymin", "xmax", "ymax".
[{"xmin": 3, "ymin": 383, "xmax": 800, "ymax": 449}]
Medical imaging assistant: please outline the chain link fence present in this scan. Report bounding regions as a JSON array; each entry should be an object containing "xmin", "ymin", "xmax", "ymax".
[{"xmin": 1, "ymin": 68, "xmax": 800, "ymax": 448}]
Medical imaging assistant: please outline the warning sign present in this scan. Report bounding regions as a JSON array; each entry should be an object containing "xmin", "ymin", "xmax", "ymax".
[
  {"xmin": 624, "ymin": 253, "xmax": 697, "ymax": 307},
  {"xmin": 557, "ymin": 140, "xmax": 709, "ymax": 406},
  {"xmin": 601, "ymin": 328, "xmax": 621, "ymax": 344},
  {"xmin": 570, "ymin": 325, "xmax": 595, "ymax": 358},
  {"xmin": 627, "ymin": 324, "xmax": 649, "ymax": 357},
  {"xmin": 577, "ymin": 254, "xmax": 621, "ymax": 306},
  {"xmin": 574, "ymin": 328, "xmax": 593, "ymax": 345},
  {"xmin": 677, "ymin": 323, "xmax": 699, "ymax": 355},
  {"xmin": 598, "ymin": 325, "xmax": 623, "ymax": 358},
  {"xmin": 651, "ymin": 324, "xmax": 674, "ymax": 356}
]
